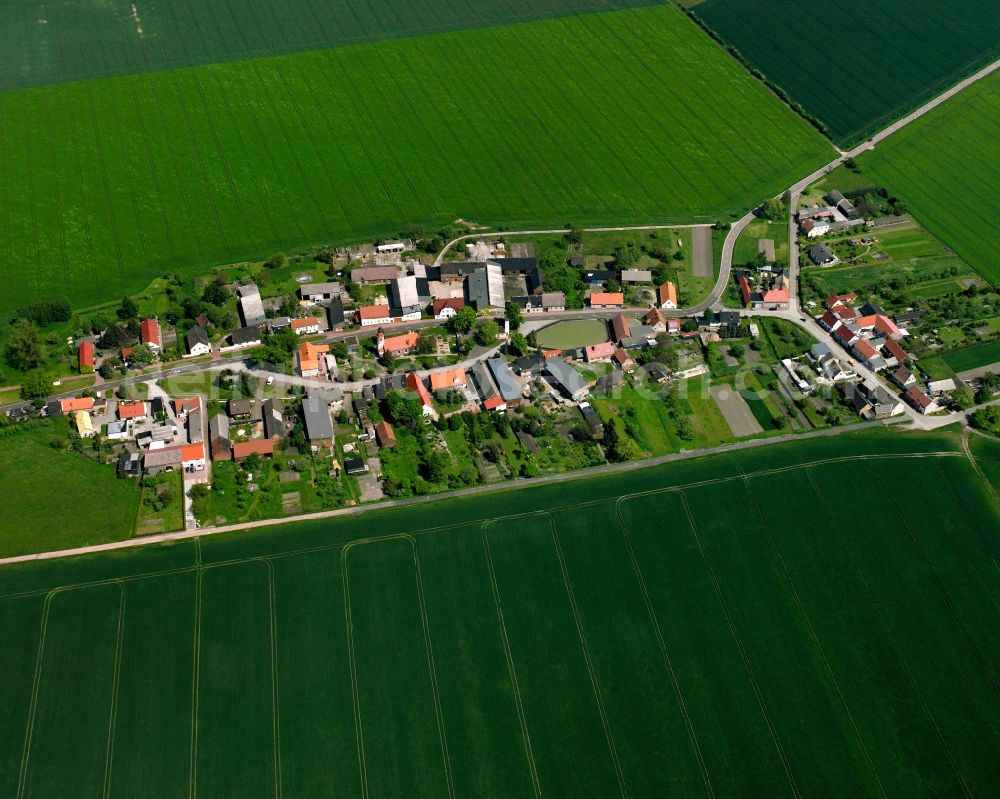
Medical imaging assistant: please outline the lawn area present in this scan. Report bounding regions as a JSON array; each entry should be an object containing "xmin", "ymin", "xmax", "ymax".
[
  {"xmin": 0, "ymin": 3, "xmax": 832, "ymax": 317},
  {"xmin": 0, "ymin": 420, "xmax": 140, "ymax": 556},
  {"xmin": 693, "ymin": 0, "xmax": 1000, "ymax": 144},
  {"xmin": 133, "ymin": 472, "xmax": 184, "ymax": 536},
  {"xmin": 860, "ymin": 68, "xmax": 1000, "ymax": 284},
  {"xmin": 3, "ymin": 428, "xmax": 999, "ymax": 796},
  {"xmin": 733, "ymin": 218, "xmax": 789, "ymax": 266},
  {"xmin": 534, "ymin": 320, "xmax": 610, "ymax": 350}
]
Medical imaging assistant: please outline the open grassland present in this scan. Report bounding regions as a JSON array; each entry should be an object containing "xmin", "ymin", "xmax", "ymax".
[
  {"xmin": 692, "ymin": 0, "xmax": 1000, "ymax": 144},
  {"xmin": 0, "ymin": 4, "xmax": 833, "ymax": 317},
  {"xmin": 860, "ymin": 70, "xmax": 1000, "ymax": 285},
  {"xmin": 0, "ymin": 0, "xmax": 660, "ymax": 91},
  {"xmin": 0, "ymin": 422, "xmax": 139, "ymax": 557},
  {"xmin": 2, "ymin": 428, "xmax": 999, "ymax": 796}
]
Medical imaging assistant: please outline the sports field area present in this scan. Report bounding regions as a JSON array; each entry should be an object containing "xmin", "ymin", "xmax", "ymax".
[
  {"xmin": 692, "ymin": 0, "xmax": 1000, "ymax": 144},
  {"xmin": 860, "ymin": 69, "xmax": 1000, "ymax": 284},
  {"xmin": 0, "ymin": 4, "xmax": 833, "ymax": 317},
  {"xmin": 2, "ymin": 427, "xmax": 999, "ymax": 797}
]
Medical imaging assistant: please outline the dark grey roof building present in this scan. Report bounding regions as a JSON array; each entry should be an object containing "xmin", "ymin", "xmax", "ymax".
[
  {"xmin": 544, "ymin": 358, "xmax": 589, "ymax": 401},
  {"xmin": 486, "ymin": 357, "xmax": 522, "ymax": 402}
]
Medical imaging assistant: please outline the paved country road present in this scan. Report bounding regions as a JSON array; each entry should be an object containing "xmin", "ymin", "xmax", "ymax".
[{"xmin": 0, "ymin": 417, "xmax": 913, "ymax": 566}]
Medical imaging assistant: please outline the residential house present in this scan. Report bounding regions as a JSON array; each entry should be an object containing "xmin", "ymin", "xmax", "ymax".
[
  {"xmin": 378, "ymin": 330, "xmax": 418, "ymax": 357},
  {"xmin": 808, "ymin": 243, "xmax": 838, "ymax": 266},
  {"xmin": 375, "ymin": 420, "xmax": 397, "ymax": 448},
  {"xmin": 142, "ymin": 445, "xmax": 185, "ymax": 475},
  {"xmin": 890, "ymin": 366, "xmax": 916, "ymax": 389},
  {"xmin": 511, "ymin": 352, "xmax": 547, "ymax": 377},
  {"xmin": 762, "ymin": 288, "xmax": 790, "ymax": 309},
  {"xmin": 140, "ymin": 318, "xmax": 162, "ymax": 351},
  {"xmin": 432, "ymin": 297, "xmax": 465, "ymax": 319},
  {"xmin": 882, "ymin": 337, "xmax": 909, "ymax": 365},
  {"xmin": 621, "ymin": 269, "xmax": 652, "ymax": 284},
  {"xmin": 584, "ymin": 342, "xmax": 617, "ymax": 362},
  {"xmin": 301, "ymin": 395, "xmax": 334, "ymax": 448},
  {"xmin": 904, "ymin": 384, "xmax": 939, "ymax": 414},
  {"xmin": 853, "ymin": 339, "xmax": 887, "ymax": 371},
  {"xmin": 298, "ymin": 341, "xmax": 330, "ymax": 378},
  {"xmin": 209, "ymin": 414, "xmax": 232, "ymax": 461},
  {"xmin": 357, "ymin": 305, "xmax": 394, "ymax": 327},
  {"xmin": 117, "ymin": 452, "xmax": 142, "ymax": 478},
  {"xmin": 540, "ymin": 292, "xmax": 565, "ymax": 312},
  {"xmin": 78, "ymin": 340, "xmax": 94, "ymax": 372},
  {"xmin": 589, "ymin": 292, "xmax": 624, "ymax": 309},
  {"xmin": 718, "ymin": 310, "xmax": 742, "ymax": 338},
  {"xmin": 819, "ymin": 309, "xmax": 842, "ymax": 332},
  {"xmin": 182, "ymin": 442, "xmax": 206, "ymax": 472},
  {"xmin": 482, "ymin": 396, "xmax": 508, "ymax": 413},
  {"xmin": 613, "ymin": 348, "xmax": 634, "ymax": 371},
  {"xmin": 73, "ymin": 410, "xmax": 95, "ymax": 438},
  {"xmin": 232, "ymin": 439, "xmax": 275, "ymax": 461},
  {"xmin": 646, "ymin": 308, "xmax": 666, "ymax": 332},
  {"xmin": 186, "ymin": 325, "xmax": 211, "ymax": 357},
  {"xmin": 290, "ymin": 316, "xmax": 321, "ymax": 335},
  {"xmin": 429, "ymin": 368, "xmax": 467, "ymax": 392},
  {"xmin": 738, "ymin": 274, "xmax": 753, "ymax": 307},
  {"xmin": 262, "ymin": 398, "xmax": 284, "ymax": 440},
  {"xmin": 658, "ymin": 281, "xmax": 678, "ymax": 309},
  {"xmin": 344, "ymin": 458, "xmax": 369, "ymax": 475},
  {"xmin": 106, "ymin": 419, "xmax": 130, "ymax": 441},
  {"xmin": 610, "ymin": 314, "xmax": 631, "ymax": 343},
  {"xmin": 833, "ymin": 324, "xmax": 859, "ymax": 348},
  {"xmin": 486, "ymin": 357, "xmax": 522, "ymax": 404},
  {"xmin": 544, "ymin": 358, "xmax": 589, "ymax": 401},
  {"xmin": 118, "ymin": 401, "xmax": 147, "ymax": 421},
  {"xmin": 583, "ymin": 269, "xmax": 616, "ymax": 285},
  {"xmin": 846, "ymin": 379, "xmax": 904, "ymax": 419},
  {"xmin": 227, "ymin": 326, "xmax": 263, "ymax": 350},
  {"xmin": 237, "ymin": 283, "xmax": 266, "ymax": 327},
  {"xmin": 60, "ymin": 396, "xmax": 95, "ymax": 414},
  {"xmin": 228, "ymin": 399, "xmax": 261, "ymax": 421},
  {"xmin": 299, "ymin": 282, "xmax": 341, "ymax": 303},
  {"xmin": 406, "ymin": 372, "xmax": 435, "ymax": 416},
  {"xmin": 801, "ymin": 218, "xmax": 830, "ymax": 238}
]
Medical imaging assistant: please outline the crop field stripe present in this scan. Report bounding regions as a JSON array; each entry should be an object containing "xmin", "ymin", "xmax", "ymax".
[
  {"xmin": 265, "ymin": 561, "xmax": 284, "ymax": 798},
  {"xmin": 14, "ymin": 593, "xmax": 52, "ymax": 799},
  {"xmin": 741, "ymin": 476, "xmax": 887, "ymax": 797},
  {"xmin": 806, "ymin": 470, "xmax": 975, "ymax": 797},
  {"xmin": 479, "ymin": 524, "xmax": 543, "ymax": 797},
  {"xmin": 545, "ymin": 513, "xmax": 628, "ymax": 796},
  {"xmin": 613, "ymin": 497, "xmax": 714, "ymax": 796},
  {"xmin": 340, "ymin": 543, "xmax": 369, "ymax": 799},
  {"xmin": 18, "ymin": 583, "xmax": 123, "ymax": 799},
  {"xmin": 101, "ymin": 586, "xmax": 126, "ymax": 799},
  {"xmin": 678, "ymin": 491, "xmax": 802, "ymax": 797},
  {"xmin": 872, "ymin": 467, "xmax": 1000, "ymax": 698},
  {"xmin": 189, "ymin": 569, "xmax": 202, "ymax": 799},
  {"xmin": 341, "ymin": 536, "xmax": 455, "ymax": 798},
  {"xmin": 0, "ymin": 597, "xmax": 43, "ymax": 797}
]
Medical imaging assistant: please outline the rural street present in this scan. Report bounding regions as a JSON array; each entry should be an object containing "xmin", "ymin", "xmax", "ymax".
[{"xmin": 0, "ymin": 416, "xmax": 913, "ymax": 566}]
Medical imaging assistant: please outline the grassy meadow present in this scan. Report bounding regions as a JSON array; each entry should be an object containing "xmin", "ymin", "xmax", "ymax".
[
  {"xmin": 2, "ymin": 428, "xmax": 999, "ymax": 796},
  {"xmin": 693, "ymin": 0, "xmax": 1000, "ymax": 144},
  {"xmin": 860, "ymin": 69, "xmax": 1000, "ymax": 284},
  {"xmin": 0, "ymin": 4, "xmax": 833, "ymax": 317}
]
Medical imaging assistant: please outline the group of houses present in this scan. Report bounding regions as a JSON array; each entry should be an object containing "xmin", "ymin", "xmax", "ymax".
[
  {"xmin": 224, "ymin": 280, "xmax": 346, "ymax": 352},
  {"xmin": 735, "ymin": 269, "xmax": 790, "ymax": 310},
  {"xmin": 817, "ymin": 291, "xmax": 951, "ymax": 415}
]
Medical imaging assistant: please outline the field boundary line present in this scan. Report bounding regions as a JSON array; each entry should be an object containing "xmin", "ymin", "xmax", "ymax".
[
  {"xmin": 189, "ymin": 568, "xmax": 203, "ymax": 799},
  {"xmin": 740, "ymin": 476, "xmax": 887, "ymax": 798},
  {"xmin": 678, "ymin": 491, "xmax": 802, "ymax": 799},
  {"xmin": 805, "ymin": 469, "xmax": 974, "ymax": 798},
  {"xmin": 872, "ymin": 468, "xmax": 1000, "ymax": 697},
  {"xmin": 264, "ymin": 560, "xmax": 284, "ymax": 799},
  {"xmin": 339, "ymin": 543, "xmax": 369, "ymax": 799},
  {"xmin": 934, "ymin": 457, "xmax": 1000, "ymax": 575},
  {"xmin": 0, "ymin": 449, "xmax": 964, "ymax": 579},
  {"xmin": 480, "ymin": 522, "xmax": 542, "ymax": 798},
  {"xmin": 613, "ymin": 498, "xmax": 715, "ymax": 797},
  {"xmin": 545, "ymin": 513, "xmax": 628, "ymax": 798},
  {"xmin": 14, "ymin": 591, "xmax": 54, "ymax": 799},
  {"xmin": 962, "ymin": 428, "xmax": 1000, "ymax": 509},
  {"xmin": 102, "ymin": 582, "xmax": 127, "ymax": 799}
]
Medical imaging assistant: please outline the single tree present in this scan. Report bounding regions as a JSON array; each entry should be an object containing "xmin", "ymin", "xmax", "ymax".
[
  {"xmin": 476, "ymin": 319, "xmax": 499, "ymax": 347},
  {"xmin": 5, "ymin": 319, "xmax": 43, "ymax": 371},
  {"xmin": 448, "ymin": 306, "xmax": 477, "ymax": 334}
]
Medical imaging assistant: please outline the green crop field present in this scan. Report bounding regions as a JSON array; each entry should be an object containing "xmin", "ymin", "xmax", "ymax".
[
  {"xmin": 941, "ymin": 340, "xmax": 1000, "ymax": 373},
  {"xmin": 2, "ymin": 427, "xmax": 999, "ymax": 796},
  {"xmin": 861, "ymin": 69, "xmax": 1000, "ymax": 285},
  {"xmin": 0, "ymin": 0, "xmax": 661, "ymax": 91},
  {"xmin": 692, "ymin": 0, "xmax": 1000, "ymax": 144},
  {"xmin": 0, "ymin": 4, "xmax": 833, "ymax": 317},
  {"xmin": 0, "ymin": 421, "xmax": 140, "ymax": 557}
]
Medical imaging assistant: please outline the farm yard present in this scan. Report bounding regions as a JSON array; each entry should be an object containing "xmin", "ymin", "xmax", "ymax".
[
  {"xmin": 860, "ymin": 69, "xmax": 1000, "ymax": 284},
  {"xmin": 2, "ymin": 428, "xmax": 999, "ymax": 796},
  {"xmin": 0, "ymin": 0, "xmax": 662, "ymax": 91},
  {"xmin": 692, "ymin": 0, "xmax": 1000, "ymax": 145},
  {"xmin": 0, "ymin": 4, "xmax": 833, "ymax": 317}
]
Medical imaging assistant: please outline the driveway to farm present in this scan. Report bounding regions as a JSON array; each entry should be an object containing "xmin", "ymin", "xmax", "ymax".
[{"xmin": 0, "ymin": 416, "xmax": 915, "ymax": 566}]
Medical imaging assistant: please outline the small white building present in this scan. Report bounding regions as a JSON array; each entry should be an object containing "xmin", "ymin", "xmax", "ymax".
[{"xmin": 802, "ymin": 219, "xmax": 830, "ymax": 238}]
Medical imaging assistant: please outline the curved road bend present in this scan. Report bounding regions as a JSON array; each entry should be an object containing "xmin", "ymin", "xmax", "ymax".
[{"xmin": 0, "ymin": 416, "xmax": 914, "ymax": 566}]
